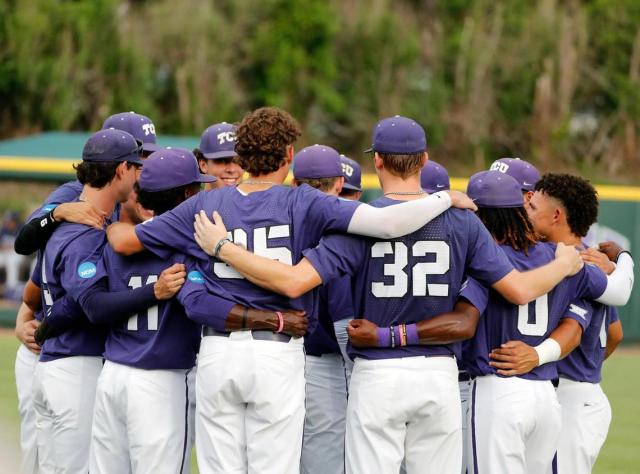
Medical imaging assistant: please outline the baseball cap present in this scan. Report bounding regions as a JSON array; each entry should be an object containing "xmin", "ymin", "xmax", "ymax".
[
  {"xmin": 199, "ymin": 122, "xmax": 237, "ymax": 160},
  {"xmin": 489, "ymin": 157, "xmax": 541, "ymax": 192},
  {"xmin": 102, "ymin": 111, "xmax": 161, "ymax": 153},
  {"xmin": 466, "ymin": 170, "xmax": 524, "ymax": 208},
  {"xmin": 340, "ymin": 155, "xmax": 362, "ymax": 191},
  {"xmin": 82, "ymin": 129, "xmax": 143, "ymax": 165},
  {"xmin": 364, "ymin": 115, "xmax": 427, "ymax": 154},
  {"xmin": 138, "ymin": 148, "xmax": 217, "ymax": 192},
  {"xmin": 293, "ymin": 145, "xmax": 342, "ymax": 180},
  {"xmin": 420, "ymin": 160, "xmax": 450, "ymax": 193}
]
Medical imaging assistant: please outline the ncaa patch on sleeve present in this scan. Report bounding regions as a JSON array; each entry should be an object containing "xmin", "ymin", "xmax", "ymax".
[
  {"xmin": 188, "ymin": 270, "xmax": 205, "ymax": 284},
  {"xmin": 77, "ymin": 262, "xmax": 97, "ymax": 279}
]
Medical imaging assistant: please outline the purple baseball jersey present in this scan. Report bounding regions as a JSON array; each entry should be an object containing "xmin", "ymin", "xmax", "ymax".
[
  {"xmin": 557, "ymin": 304, "xmax": 619, "ymax": 383},
  {"xmin": 100, "ymin": 246, "xmax": 201, "ymax": 370},
  {"xmin": 461, "ymin": 243, "xmax": 607, "ymax": 381},
  {"xmin": 304, "ymin": 276, "xmax": 355, "ymax": 356},
  {"xmin": 303, "ymin": 198, "xmax": 516, "ymax": 360},
  {"xmin": 39, "ymin": 222, "xmax": 108, "ymax": 362},
  {"xmin": 135, "ymin": 184, "xmax": 360, "ymax": 333}
]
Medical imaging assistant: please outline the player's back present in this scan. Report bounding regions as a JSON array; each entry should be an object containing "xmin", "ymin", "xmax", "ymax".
[
  {"xmin": 101, "ymin": 247, "xmax": 201, "ymax": 370},
  {"xmin": 462, "ymin": 242, "xmax": 603, "ymax": 380},
  {"xmin": 40, "ymin": 222, "xmax": 107, "ymax": 361}
]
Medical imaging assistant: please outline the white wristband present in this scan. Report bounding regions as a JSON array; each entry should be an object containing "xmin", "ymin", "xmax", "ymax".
[{"xmin": 533, "ymin": 338, "xmax": 561, "ymax": 366}]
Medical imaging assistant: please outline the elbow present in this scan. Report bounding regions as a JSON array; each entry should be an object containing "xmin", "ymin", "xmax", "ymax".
[
  {"xmin": 283, "ymin": 281, "xmax": 307, "ymax": 299},
  {"xmin": 506, "ymin": 289, "xmax": 530, "ymax": 306},
  {"xmin": 14, "ymin": 238, "xmax": 32, "ymax": 256}
]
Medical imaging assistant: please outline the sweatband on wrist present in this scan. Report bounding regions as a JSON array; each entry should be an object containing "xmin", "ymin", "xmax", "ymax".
[
  {"xmin": 275, "ymin": 311, "xmax": 284, "ymax": 333},
  {"xmin": 376, "ymin": 328, "xmax": 390, "ymax": 348},
  {"xmin": 533, "ymin": 338, "xmax": 562, "ymax": 366},
  {"xmin": 405, "ymin": 324, "xmax": 419, "ymax": 345}
]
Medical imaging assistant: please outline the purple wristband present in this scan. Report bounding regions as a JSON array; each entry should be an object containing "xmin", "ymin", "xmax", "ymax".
[
  {"xmin": 405, "ymin": 323, "xmax": 419, "ymax": 345},
  {"xmin": 376, "ymin": 327, "xmax": 391, "ymax": 348}
]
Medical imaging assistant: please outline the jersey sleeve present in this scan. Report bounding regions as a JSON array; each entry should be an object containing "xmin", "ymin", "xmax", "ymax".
[
  {"xmin": 303, "ymin": 233, "xmax": 367, "ymax": 283},
  {"xmin": 571, "ymin": 263, "xmax": 608, "ymax": 300},
  {"xmin": 607, "ymin": 306, "xmax": 619, "ymax": 324},
  {"xmin": 135, "ymin": 193, "xmax": 201, "ymax": 260},
  {"xmin": 458, "ymin": 277, "xmax": 489, "ymax": 314},
  {"xmin": 27, "ymin": 181, "xmax": 82, "ymax": 221},
  {"xmin": 464, "ymin": 213, "xmax": 515, "ymax": 286},
  {"xmin": 295, "ymin": 185, "xmax": 361, "ymax": 235},
  {"xmin": 562, "ymin": 299, "xmax": 593, "ymax": 332},
  {"xmin": 58, "ymin": 230, "xmax": 108, "ymax": 303}
]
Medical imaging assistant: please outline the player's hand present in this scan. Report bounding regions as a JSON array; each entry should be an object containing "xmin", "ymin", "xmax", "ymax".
[
  {"xmin": 347, "ymin": 319, "xmax": 379, "ymax": 348},
  {"xmin": 489, "ymin": 340, "xmax": 538, "ymax": 376},
  {"xmin": 194, "ymin": 210, "xmax": 228, "ymax": 257},
  {"xmin": 16, "ymin": 319, "xmax": 41, "ymax": 354},
  {"xmin": 598, "ymin": 241, "xmax": 625, "ymax": 262},
  {"xmin": 580, "ymin": 247, "xmax": 616, "ymax": 275},
  {"xmin": 53, "ymin": 201, "xmax": 107, "ymax": 230},
  {"xmin": 154, "ymin": 263, "xmax": 186, "ymax": 299},
  {"xmin": 447, "ymin": 191, "xmax": 478, "ymax": 212},
  {"xmin": 280, "ymin": 310, "xmax": 308, "ymax": 338},
  {"xmin": 555, "ymin": 242, "xmax": 583, "ymax": 276}
]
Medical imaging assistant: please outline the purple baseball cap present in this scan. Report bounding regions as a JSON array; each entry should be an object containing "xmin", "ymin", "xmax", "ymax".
[
  {"xmin": 199, "ymin": 122, "xmax": 237, "ymax": 160},
  {"xmin": 82, "ymin": 129, "xmax": 143, "ymax": 165},
  {"xmin": 420, "ymin": 160, "xmax": 450, "ymax": 193},
  {"xmin": 467, "ymin": 170, "xmax": 524, "ymax": 208},
  {"xmin": 293, "ymin": 145, "xmax": 342, "ymax": 180},
  {"xmin": 489, "ymin": 158, "xmax": 540, "ymax": 192},
  {"xmin": 340, "ymin": 155, "xmax": 362, "ymax": 191},
  {"xmin": 138, "ymin": 148, "xmax": 216, "ymax": 192},
  {"xmin": 102, "ymin": 111, "xmax": 161, "ymax": 153},
  {"xmin": 365, "ymin": 115, "xmax": 427, "ymax": 154}
]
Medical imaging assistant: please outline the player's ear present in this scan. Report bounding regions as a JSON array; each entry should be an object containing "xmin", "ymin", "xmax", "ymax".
[
  {"xmin": 373, "ymin": 152, "xmax": 383, "ymax": 171},
  {"xmin": 421, "ymin": 152, "xmax": 428, "ymax": 167},
  {"xmin": 335, "ymin": 176, "xmax": 344, "ymax": 195},
  {"xmin": 285, "ymin": 145, "xmax": 294, "ymax": 164}
]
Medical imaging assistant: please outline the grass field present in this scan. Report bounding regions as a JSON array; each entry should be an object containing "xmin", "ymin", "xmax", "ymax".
[{"xmin": 0, "ymin": 331, "xmax": 638, "ymax": 473}]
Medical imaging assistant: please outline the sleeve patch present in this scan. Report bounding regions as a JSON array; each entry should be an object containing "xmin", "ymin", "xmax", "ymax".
[
  {"xmin": 568, "ymin": 304, "xmax": 588, "ymax": 319},
  {"xmin": 77, "ymin": 262, "xmax": 97, "ymax": 279},
  {"xmin": 188, "ymin": 270, "xmax": 205, "ymax": 284}
]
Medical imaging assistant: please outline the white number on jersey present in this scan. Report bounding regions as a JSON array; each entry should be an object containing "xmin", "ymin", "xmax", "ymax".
[
  {"xmin": 517, "ymin": 294, "xmax": 549, "ymax": 336},
  {"xmin": 213, "ymin": 226, "xmax": 293, "ymax": 279},
  {"xmin": 599, "ymin": 309, "xmax": 608, "ymax": 348},
  {"xmin": 371, "ymin": 240, "xmax": 450, "ymax": 298},
  {"xmin": 40, "ymin": 253, "xmax": 54, "ymax": 308},
  {"xmin": 127, "ymin": 275, "xmax": 159, "ymax": 331}
]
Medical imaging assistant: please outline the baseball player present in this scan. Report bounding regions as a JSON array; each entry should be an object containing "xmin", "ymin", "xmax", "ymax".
[
  {"xmin": 338, "ymin": 154, "xmax": 363, "ymax": 201},
  {"xmin": 489, "ymin": 157, "xmax": 540, "ymax": 204},
  {"xmin": 420, "ymin": 159, "xmax": 450, "ymax": 193},
  {"xmin": 523, "ymin": 174, "xmax": 630, "ymax": 472},
  {"xmin": 106, "ymin": 107, "xmax": 478, "ymax": 474},
  {"xmin": 460, "ymin": 170, "xmax": 612, "ymax": 474},
  {"xmin": 192, "ymin": 116, "xmax": 586, "ymax": 474},
  {"xmin": 194, "ymin": 122, "xmax": 243, "ymax": 188},
  {"xmin": 32, "ymin": 129, "xmax": 141, "ymax": 473},
  {"xmin": 291, "ymin": 145, "xmax": 353, "ymax": 474}
]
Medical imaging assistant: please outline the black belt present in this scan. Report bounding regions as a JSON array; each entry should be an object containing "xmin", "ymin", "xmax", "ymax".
[
  {"xmin": 203, "ymin": 326, "xmax": 291, "ymax": 343},
  {"xmin": 551, "ymin": 377, "xmax": 559, "ymax": 388},
  {"xmin": 458, "ymin": 371, "xmax": 472, "ymax": 382}
]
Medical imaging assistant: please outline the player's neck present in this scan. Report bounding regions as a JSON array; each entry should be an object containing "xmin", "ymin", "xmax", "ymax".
[
  {"xmin": 238, "ymin": 167, "xmax": 288, "ymax": 193},
  {"xmin": 80, "ymin": 185, "xmax": 116, "ymax": 219},
  {"xmin": 380, "ymin": 173, "xmax": 424, "ymax": 200},
  {"xmin": 548, "ymin": 227, "xmax": 582, "ymax": 248}
]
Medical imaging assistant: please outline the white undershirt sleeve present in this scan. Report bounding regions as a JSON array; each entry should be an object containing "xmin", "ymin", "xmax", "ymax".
[
  {"xmin": 346, "ymin": 191, "xmax": 452, "ymax": 239},
  {"xmin": 595, "ymin": 252, "xmax": 634, "ymax": 306}
]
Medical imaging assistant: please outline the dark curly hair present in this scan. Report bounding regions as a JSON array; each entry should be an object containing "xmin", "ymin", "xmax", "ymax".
[
  {"xmin": 135, "ymin": 182, "xmax": 202, "ymax": 215},
  {"xmin": 234, "ymin": 107, "xmax": 302, "ymax": 176},
  {"xmin": 534, "ymin": 173, "xmax": 598, "ymax": 237},
  {"xmin": 476, "ymin": 207, "xmax": 538, "ymax": 254}
]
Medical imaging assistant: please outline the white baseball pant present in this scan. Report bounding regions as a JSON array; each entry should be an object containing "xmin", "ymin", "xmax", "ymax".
[
  {"xmin": 15, "ymin": 344, "xmax": 39, "ymax": 474},
  {"xmin": 32, "ymin": 356, "xmax": 102, "ymax": 474},
  {"xmin": 468, "ymin": 375, "xmax": 561, "ymax": 474},
  {"xmin": 553, "ymin": 378, "xmax": 611, "ymax": 473},
  {"xmin": 459, "ymin": 377, "xmax": 472, "ymax": 474},
  {"xmin": 333, "ymin": 318, "xmax": 354, "ymax": 384},
  {"xmin": 301, "ymin": 353, "xmax": 348, "ymax": 474},
  {"xmin": 195, "ymin": 331, "xmax": 305, "ymax": 474},
  {"xmin": 89, "ymin": 360, "xmax": 195, "ymax": 474},
  {"xmin": 346, "ymin": 356, "xmax": 461, "ymax": 474}
]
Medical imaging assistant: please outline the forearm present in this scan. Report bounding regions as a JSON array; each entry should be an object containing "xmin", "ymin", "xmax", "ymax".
[
  {"xmin": 45, "ymin": 295, "xmax": 87, "ymax": 336},
  {"xmin": 23, "ymin": 279, "xmax": 42, "ymax": 313},
  {"xmin": 15, "ymin": 303, "xmax": 35, "ymax": 331},
  {"xmin": 548, "ymin": 319, "xmax": 583, "ymax": 359},
  {"xmin": 224, "ymin": 304, "xmax": 282, "ymax": 332},
  {"xmin": 596, "ymin": 253, "xmax": 634, "ymax": 306},
  {"xmin": 416, "ymin": 303, "xmax": 479, "ymax": 344},
  {"xmin": 14, "ymin": 213, "xmax": 59, "ymax": 255},
  {"xmin": 495, "ymin": 260, "xmax": 569, "ymax": 305},
  {"xmin": 107, "ymin": 222, "xmax": 145, "ymax": 255},
  {"xmin": 605, "ymin": 321, "xmax": 623, "ymax": 359},
  {"xmin": 79, "ymin": 284, "xmax": 157, "ymax": 325},
  {"xmin": 346, "ymin": 192, "xmax": 451, "ymax": 239}
]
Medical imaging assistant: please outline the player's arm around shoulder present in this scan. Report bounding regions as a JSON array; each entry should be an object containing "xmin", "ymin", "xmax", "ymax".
[{"xmin": 107, "ymin": 221, "xmax": 144, "ymax": 255}]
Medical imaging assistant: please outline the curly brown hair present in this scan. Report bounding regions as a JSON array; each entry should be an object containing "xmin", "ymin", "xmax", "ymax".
[
  {"xmin": 234, "ymin": 107, "xmax": 302, "ymax": 176},
  {"xmin": 534, "ymin": 173, "xmax": 598, "ymax": 237}
]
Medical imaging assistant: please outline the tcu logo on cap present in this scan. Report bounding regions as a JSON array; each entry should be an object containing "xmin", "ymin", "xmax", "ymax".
[
  {"xmin": 490, "ymin": 162, "xmax": 509, "ymax": 174},
  {"xmin": 341, "ymin": 163, "xmax": 354, "ymax": 177},
  {"xmin": 142, "ymin": 123, "xmax": 156, "ymax": 136},
  {"xmin": 217, "ymin": 131, "xmax": 235, "ymax": 145}
]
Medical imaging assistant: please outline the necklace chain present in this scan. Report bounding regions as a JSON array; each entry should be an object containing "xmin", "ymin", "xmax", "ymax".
[
  {"xmin": 242, "ymin": 180, "xmax": 279, "ymax": 186},
  {"xmin": 383, "ymin": 190, "xmax": 426, "ymax": 196}
]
